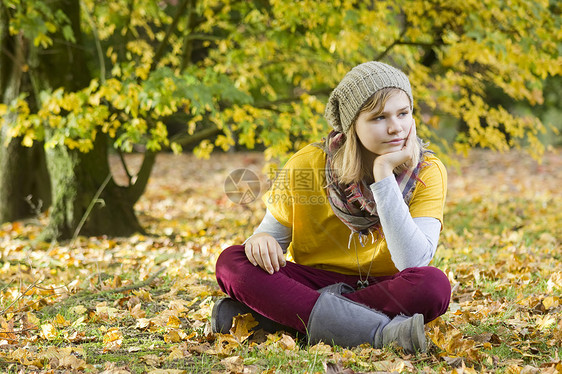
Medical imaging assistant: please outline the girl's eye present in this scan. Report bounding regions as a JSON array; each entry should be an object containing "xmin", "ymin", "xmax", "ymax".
[
  {"xmin": 373, "ymin": 116, "xmax": 385, "ymax": 121},
  {"xmin": 398, "ymin": 112, "xmax": 409, "ymax": 117}
]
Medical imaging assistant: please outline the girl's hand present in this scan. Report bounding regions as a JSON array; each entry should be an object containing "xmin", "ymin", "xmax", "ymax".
[
  {"xmin": 373, "ymin": 120, "xmax": 417, "ymax": 182},
  {"xmin": 244, "ymin": 232, "xmax": 286, "ymax": 274}
]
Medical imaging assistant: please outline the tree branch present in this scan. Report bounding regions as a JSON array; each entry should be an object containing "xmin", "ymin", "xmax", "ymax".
[
  {"xmin": 374, "ymin": 27, "xmax": 408, "ymax": 61},
  {"xmin": 151, "ymin": 0, "xmax": 190, "ymax": 72},
  {"xmin": 40, "ymin": 267, "xmax": 166, "ymax": 317},
  {"xmin": 169, "ymin": 124, "xmax": 221, "ymax": 147},
  {"xmin": 80, "ymin": 1, "xmax": 105, "ymax": 83},
  {"xmin": 117, "ymin": 148, "xmax": 133, "ymax": 185},
  {"xmin": 125, "ymin": 150, "xmax": 157, "ymax": 205},
  {"xmin": 253, "ymin": 87, "xmax": 332, "ymax": 110},
  {"xmin": 109, "ymin": 267, "xmax": 165, "ymax": 294},
  {"xmin": 180, "ymin": 0, "xmax": 196, "ymax": 71},
  {"xmin": 395, "ymin": 40, "xmax": 437, "ymax": 47}
]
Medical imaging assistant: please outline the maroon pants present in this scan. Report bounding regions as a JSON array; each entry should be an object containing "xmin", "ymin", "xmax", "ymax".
[{"xmin": 215, "ymin": 245, "xmax": 451, "ymax": 333}]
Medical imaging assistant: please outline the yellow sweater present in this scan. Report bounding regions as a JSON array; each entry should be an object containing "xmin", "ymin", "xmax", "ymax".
[{"xmin": 263, "ymin": 144, "xmax": 447, "ymax": 276}]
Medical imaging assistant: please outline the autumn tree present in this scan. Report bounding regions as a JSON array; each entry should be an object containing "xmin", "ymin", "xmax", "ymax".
[
  {"xmin": 0, "ymin": 0, "xmax": 560, "ymax": 239},
  {"xmin": 0, "ymin": 0, "xmax": 250, "ymax": 239}
]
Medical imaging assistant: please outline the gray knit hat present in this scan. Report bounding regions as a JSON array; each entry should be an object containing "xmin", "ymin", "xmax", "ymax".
[{"xmin": 324, "ymin": 61, "xmax": 413, "ymax": 133}]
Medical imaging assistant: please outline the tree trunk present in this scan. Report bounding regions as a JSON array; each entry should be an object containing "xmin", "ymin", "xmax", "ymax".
[
  {"xmin": 26, "ymin": 0, "xmax": 155, "ymax": 240},
  {"xmin": 41, "ymin": 134, "xmax": 153, "ymax": 240},
  {"xmin": 0, "ymin": 137, "xmax": 51, "ymax": 223},
  {"xmin": 0, "ymin": 5, "xmax": 51, "ymax": 223}
]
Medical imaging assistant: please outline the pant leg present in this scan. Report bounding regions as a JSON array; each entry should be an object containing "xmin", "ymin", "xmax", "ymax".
[
  {"xmin": 215, "ymin": 245, "xmax": 350, "ymax": 332},
  {"xmin": 345, "ymin": 266, "xmax": 451, "ymax": 322}
]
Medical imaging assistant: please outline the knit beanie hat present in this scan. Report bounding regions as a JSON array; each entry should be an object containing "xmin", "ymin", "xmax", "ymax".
[{"xmin": 324, "ymin": 61, "xmax": 413, "ymax": 133}]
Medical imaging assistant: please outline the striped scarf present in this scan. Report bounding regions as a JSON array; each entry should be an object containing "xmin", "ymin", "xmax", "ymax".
[{"xmin": 322, "ymin": 130, "xmax": 428, "ymax": 246}]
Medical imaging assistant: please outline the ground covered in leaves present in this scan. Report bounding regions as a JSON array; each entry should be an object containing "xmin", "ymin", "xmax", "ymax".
[{"xmin": 1, "ymin": 149, "xmax": 561, "ymax": 374}]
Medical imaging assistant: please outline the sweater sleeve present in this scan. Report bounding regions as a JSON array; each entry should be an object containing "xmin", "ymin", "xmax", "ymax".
[
  {"xmin": 246, "ymin": 209, "xmax": 292, "ymax": 253},
  {"xmin": 370, "ymin": 176, "xmax": 441, "ymax": 270}
]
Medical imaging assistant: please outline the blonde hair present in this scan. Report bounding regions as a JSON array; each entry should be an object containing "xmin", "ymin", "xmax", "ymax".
[{"xmin": 332, "ymin": 88, "xmax": 423, "ymax": 185}]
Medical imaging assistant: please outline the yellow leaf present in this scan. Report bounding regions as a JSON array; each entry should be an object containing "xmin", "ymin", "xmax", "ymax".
[
  {"xmin": 164, "ymin": 330, "xmax": 182, "ymax": 343},
  {"xmin": 542, "ymin": 296, "xmax": 559, "ymax": 310},
  {"xmin": 59, "ymin": 355, "xmax": 87, "ymax": 370},
  {"xmin": 41, "ymin": 323, "xmax": 57, "ymax": 340},
  {"xmin": 309, "ymin": 342, "xmax": 333, "ymax": 355},
  {"xmin": 230, "ymin": 313, "xmax": 258, "ymax": 343},
  {"xmin": 167, "ymin": 315, "xmax": 181, "ymax": 329},
  {"xmin": 135, "ymin": 318, "xmax": 152, "ymax": 330},
  {"xmin": 25, "ymin": 312, "xmax": 40, "ymax": 329},
  {"xmin": 221, "ymin": 356, "xmax": 243, "ymax": 372},
  {"xmin": 133, "ymin": 289, "xmax": 153, "ymax": 302},
  {"xmin": 130, "ymin": 303, "xmax": 146, "ymax": 318},
  {"xmin": 167, "ymin": 347, "xmax": 184, "ymax": 361},
  {"xmin": 142, "ymin": 354, "xmax": 162, "ymax": 366},
  {"xmin": 71, "ymin": 305, "xmax": 87, "ymax": 315},
  {"xmin": 536, "ymin": 315, "xmax": 556, "ymax": 331},
  {"xmin": 278, "ymin": 334, "xmax": 297, "ymax": 350},
  {"xmin": 103, "ymin": 327, "xmax": 123, "ymax": 352},
  {"xmin": 22, "ymin": 133, "xmax": 34, "ymax": 147},
  {"xmin": 547, "ymin": 272, "xmax": 562, "ymax": 292},
  {"xmin": 213, "ymin": 333, "xmax": 240, "ymax": 356},
  {"xmin": 55, "ymin": 314, "xmax": 70, "ymax": 327}
]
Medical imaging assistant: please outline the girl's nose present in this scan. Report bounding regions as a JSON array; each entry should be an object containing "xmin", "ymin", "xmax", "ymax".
[{"xmin": 387, "ymin": 118, "xmax": 401, "ymax": 134}]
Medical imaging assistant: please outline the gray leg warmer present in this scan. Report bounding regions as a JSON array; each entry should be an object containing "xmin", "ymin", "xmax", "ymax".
[
  {"xmin": 308, "ymin": 292, "xmax": 389, "ymax": 348},
  {"xmin": 307, "ymin": 292, "xmax": 427, "ymax": 353}
]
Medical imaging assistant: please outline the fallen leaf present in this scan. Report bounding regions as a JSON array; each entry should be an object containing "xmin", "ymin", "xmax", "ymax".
[
  {"xmin": 213, "ymin": 333, "xmax": 240, "ymax": 356},
  {"xmin": 167, "ymin": 347, "xmax": 185, "ymax": 361},
  {"xmin": 277, "ymin": 334, "xmax": 296, "ymax": 351},
  {"xmin": 230, "ymin": 313, "xmax": 258, "ymax": 343},
  {"xmin": 130, "ymin": 303, "xmax": 146, "ymax": 318},
  {"xmin": 221, "ymin": 355, "xmax": 244, "ymax": 373},
  {"xmin": 325, "ymin": 360, "xmax": 355, "ymax": 374},
  {"xmin": 102, "ymin": 327, "xmax": 123, "ymax": 352},
  {"xmin": 141, "ymin": 354, "xmax": 162, "ymax": 366},
  {"xmin": 59, "ymin": 354, "xmax": 87, "ymax": 370},
  {"xmin": 40, "ymin": 323, "xmax": 57, "ymax": 340}
]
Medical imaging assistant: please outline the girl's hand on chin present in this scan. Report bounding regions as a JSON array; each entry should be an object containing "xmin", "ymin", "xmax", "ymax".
[{"xmin": 373, "ymin": 121, "xmax": 416, "ymax": 182}]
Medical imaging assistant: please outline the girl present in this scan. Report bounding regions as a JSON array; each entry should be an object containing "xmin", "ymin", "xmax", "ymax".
[{"xmin": 212, "ymin": 61, "xmax": 451, "ymax": 353}]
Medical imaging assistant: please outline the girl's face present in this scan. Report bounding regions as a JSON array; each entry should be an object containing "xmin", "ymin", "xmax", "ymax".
[{"xmin": 355, "ymin": 90, "xmax": 413, "ymax": 157}]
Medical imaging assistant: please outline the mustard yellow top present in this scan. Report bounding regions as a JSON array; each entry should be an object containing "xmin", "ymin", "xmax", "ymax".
[{"xmin": 263, "ymin": 144, "xmax": 447, "ymax": 276}]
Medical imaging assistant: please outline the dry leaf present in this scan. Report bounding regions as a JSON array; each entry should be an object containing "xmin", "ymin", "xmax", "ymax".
[
  {"xmin": 277, "ymin": 334, "xmax": 296, "ymax": 351},
  {"xmin": 141, "ymin": 354, "xmax": 162, "ymax": 366},
  {"xmin": 167, "ymin": 347, "xmax": 185, "ymax": 361},
  {"xmin": 324, "ymin": 360, "xmax": 356, "ymax": 374},
  {"xmin": 99, "ymin": 362, "xmax": 132, "ymax": 374},
  {"xmin": 164, "ymin": 330, "xmax": 183, "ymax": 343},
  {"xmin": 547, "ymin": 272, "xmax": 562, "ymax": 292},
  {"xmin": 59, "ymin": 354, "xmax": 87, "ymax": 370},
  {"xmin": 230, "ymin": 313, "xmax": 258, "ymax": 343},
  {"xmin": 167, "ymin": 315, "xmax": 182, "ymax": 329},
  {"xmin": 221, "ymin": 355, "xmax": 244, "ymax": 373},
  {"xmin": 40, "ymin": 323, "xmax": 57, "ymax": 340},
  {"xmin": 130, "ymin": 303, "xmax": 146, "ymax": 318},
  {"xmin": 213, "ymin": 333, "xmax": 240, "ymax": 356},
  {"xmin": 103, "ymin": 327, "xmax": 123, "ymax": 352}
]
